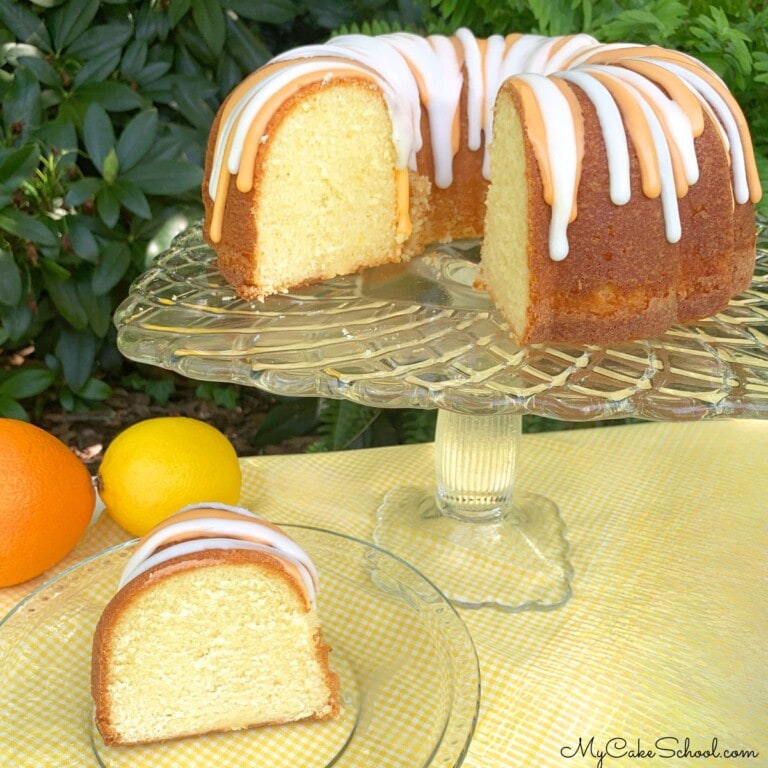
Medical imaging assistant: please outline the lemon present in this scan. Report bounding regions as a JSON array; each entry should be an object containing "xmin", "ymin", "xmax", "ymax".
[{"xmin": 98, "ymin": 416, "xmax": 242, "ymax": 536}]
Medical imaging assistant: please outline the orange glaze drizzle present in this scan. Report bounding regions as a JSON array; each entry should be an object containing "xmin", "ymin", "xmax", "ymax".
[
  {"xmin": 446, "ymin": 35, "xmax": 464, "ymax": 155},
  {"xmin": 627, "ymin": 83, "xmax": 690, "ymax": 198},
  {"xmin": 399, "ymin": 43, "xmax": 462, "ymax": 168},
  {"xmin": 511, "ymin": 78, "xmax": 555, "ymax": 206},
  {"xmin": 503, "ymin": 33, "xmax": 523, "ymax": 55},
  {"xmin": 209, "ymin": 65, "xmax": 384, "ymax": 243},
  {"xmin": 587, "ymin": 70, "xmax": 662, "ymax": 199},
  {"xmin": 546, "ymin": 34, "xmax": 580, "ymax": 68},
  {"xmin": 395, "ymin": 168, "xmax": 412, "ymax": 238},
  {"xmin": 617, "ymin": 59, "xmax": 705, "ymax": 136},
  {"xmin": 236, "ymin": 67, "xmax": 380, "ymax": 193},
  {"xmin": 208, "ymin": 60, "xmax": 299, "ymax": 241},
  {"xmin": 551, "ymin": 77, "xmax": 584, "ymax": 221},
  {"xmin": 584, "ymin": 47, "xmax": 761, "ymax": 203}
]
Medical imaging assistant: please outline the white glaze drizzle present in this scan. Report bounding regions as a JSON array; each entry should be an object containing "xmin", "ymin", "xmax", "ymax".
[
  {"xmin": 647, "ymin": 59, "xmax": 750, "ymax": 205},
  {"xmin": 454, "ymin": 28, "xmax": 484, "ymax": 151},
  {"xmin": 512, "ymin": 73, "xmax": 580, "ymax": 260},
  {"xmin": 556, "ymin": 69, "xmax": 631, "ymax": 206},
  {"xmin": 118, "ymin": 504, "xmax": 319, "ymax": 606},
  {"xmin": 600, "ymin": 63, "xmax": 700, "ymax": 188},
  {"xmin": 386, "ymin": 33, "xmax": 464, "ymax": 188},
  {"xmin": 207, "ymin": 29, "xmax": 760, "ymax": 259}
]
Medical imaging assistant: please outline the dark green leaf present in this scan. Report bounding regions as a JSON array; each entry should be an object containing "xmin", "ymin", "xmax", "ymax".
[
  {"xmin": 136, "ymin": 60, "xmax": 172, "ymax": 85},
  {"xmin": 121, "ymin": 39, "xmax": 148, "ymax": 80},
  {"xmin": 17, "ymin": 54, "xmax": 62, "ymax": 87},
  {"xmin": 2, "ymin": 67, "xmax": 42, "ymax": 138},
  {"xmin": 35, "ymin": 119, "xmax": 78, "ymax": 166},
  {"xmin": 0, "ymin": 144, "xmax": 41, "ymax": 194},
  {"xmin": 77, "ymin": 282, "xmax": 112, "ymax": 336},
  {"xmin": 40, "ymin": 257, "xmax": 70, "ymax": 280},
  {"xmin": 168, "ymin": 0, "xmax": 192, "ymax": 27},
  {"xmin": 82, "ymin": 102, "xmax": 116, "ymax": 173},
  {"xmin": 55, "ymin": 325, "xmax": 96, "ymax": 392},
  {"xmin": 73, "ymin": 46, "xmax": 123, "ymax": 88},
  {"xmin": 112, "ymin": 180, "xmax": 152, "ymax": 219},
  {"xmin": 64, "ymin": 177, "xmax": 102, "ymax": 207},
  {"xmin": 115, "ymin": 108, "xmax": 159, "ymax": 171},
  {"xmin": 50, "ymin": 0, "xmax": 101, "ymax": 52},
  {"xmin": 41, "ymin": 267, "xmax": 88, "ymax": 329},
  {"xmin": 133, "ymin": 3, "xmax": 171, "ymax": 42},
  {"xmin": 170, "ymin": 83, "xmax": 216, "ymax": 131},
  {"xmin": 122, "ymin": 160, "xmax": 203, "ymax": 195},
  {"xmin": 123, "ymin": 371, "xmax": 176, "ymax": 405},
  {"xmin": 92, "ymin": 241, "xmax": 131, "ymax": 294},
  {"xmin": 225, "ymin": 0, "xmax": 297, "ymax": 25},
  {"xmin": 191, "ymin": 0, "xmax": 227, "ymax": 55},
  {"xmin": 71, "ymin": 82, "xmax": 145, "ymax": 112},
  {"xmin": 58, "ymin": 387, "xmax": 75, "ymax": 412},
  {"xmin": 96, "ymin": 185, "xmax": 121, "ymax": 227},
  {"xmin": 0, "ymin": 368, "xmax": 55, "ymax": 399},
  {"xmin": 0, "ymin": 248, "xmax": 23, "ymax": 306},
  {"xmin": 225, "ymin": 15, "xmax": 272, "ymax": 72},
  {"xmin": 217, "ymin": 52, "xmax": 243, "ymax": 99},
  {"xmin": 143, "ymin": 124, "xmax": 204, "ymax": 163},
  {"xmin": 251, "ymin": 398, "xmax": 319, "ymax": 449},
  {"xmin": 0, "ymin": 396, "xmax": 29, "ymax": 421},
  {"xmin": 0, "ymin": 208, "xmax": 58, "ymax": 246},
  {"xmin": 0, "ymin": 302, "xmax": 33, "ymax": 343},
  {"xmin": 67, "ymin": 217, "xmax": 100, "ymax": 262},
  {"xmin": 76, "ymin": 376, "xmax": 112, "ymax": 401},
  {"xmin": 0, "ymin": 2, "xmax": 51, "ymax": 50},
  {"xmin": 67, "ymin": 22, "xmax": 133, "ymax": 59}
]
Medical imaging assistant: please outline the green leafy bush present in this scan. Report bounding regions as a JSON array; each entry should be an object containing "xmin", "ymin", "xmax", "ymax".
[{"xmin": 0, "ymin": 0, "xmax": 423, "ymax": 420}]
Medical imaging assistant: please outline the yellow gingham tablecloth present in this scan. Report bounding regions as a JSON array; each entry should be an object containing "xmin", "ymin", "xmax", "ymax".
[{"xmin": 1, "ymin": 420, "xmax": 766, "ymax": 767}]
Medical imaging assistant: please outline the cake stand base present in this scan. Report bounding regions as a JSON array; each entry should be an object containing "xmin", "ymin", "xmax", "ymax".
[{"xmin": 374, "ymin": 486, "xmax": 573, "ymax": 611}]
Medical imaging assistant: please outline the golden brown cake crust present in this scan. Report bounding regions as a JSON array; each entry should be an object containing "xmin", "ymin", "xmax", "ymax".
[
  {"xmin": 202, "ymin": 34, "xmax": 759, "ymax": 344},
  {"xmin": 91, "ymin": 549, "xmax": 341, "ymax": 747},
  {"xmin": 481, "ymin": 77, "xmax": 757, "ymax": 345}
]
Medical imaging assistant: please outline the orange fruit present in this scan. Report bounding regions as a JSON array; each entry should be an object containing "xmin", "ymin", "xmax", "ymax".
[{"xmin": 0, "ymin": 418, "xmax": 95, "ymax": 587}]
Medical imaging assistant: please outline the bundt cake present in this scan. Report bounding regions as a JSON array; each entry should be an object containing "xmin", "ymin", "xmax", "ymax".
[
  {"xmin": 91, "ymin": 504, "xmax": 340, "ymax": 746},
  {"xmin": 202, "ymin": 29, "xmax": 762, "ymax": 345}
]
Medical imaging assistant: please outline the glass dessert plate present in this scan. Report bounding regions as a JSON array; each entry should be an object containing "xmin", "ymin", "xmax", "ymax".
[
  {"xmin": 114, "ymin": 219, "xmax": 768, "ymax": 610},
  {"xmin": 0, "ymin": 525, "xmax": 479, "ymax": 768}
]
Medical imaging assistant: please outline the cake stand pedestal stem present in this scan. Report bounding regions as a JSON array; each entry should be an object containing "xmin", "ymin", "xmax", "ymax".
[
  {"xmin": 374, "ymin": 409, "xmax": 574, "ymax": 611},
  {"xmin": 434, "ymin": 410, "xmax": 522, "ymax": 523}
]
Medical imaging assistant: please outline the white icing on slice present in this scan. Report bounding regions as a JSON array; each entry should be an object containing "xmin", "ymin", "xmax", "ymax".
[
  {"xmin": 120, "ymin": 537, "xmax": 317, "ymax": 606},
  {"xmin": 117, "ymin": 504, "xmax": 320, "ymax": 608}
]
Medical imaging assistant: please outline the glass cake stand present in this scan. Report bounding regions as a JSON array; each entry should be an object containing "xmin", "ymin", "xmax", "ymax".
[{"xmin": 114, "ymin": 218, "xmax": 768, "ymax": 611}]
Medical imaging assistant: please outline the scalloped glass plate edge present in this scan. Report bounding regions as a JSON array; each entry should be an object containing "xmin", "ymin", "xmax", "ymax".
[{"xmin": 0, "ymin": 525, "xmax": 480, "ymax": 768}]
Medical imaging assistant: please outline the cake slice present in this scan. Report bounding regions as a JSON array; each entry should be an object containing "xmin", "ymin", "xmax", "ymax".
[{"xmin": 91, "ymin": 504, "xmax": 340, "ymax": 746}]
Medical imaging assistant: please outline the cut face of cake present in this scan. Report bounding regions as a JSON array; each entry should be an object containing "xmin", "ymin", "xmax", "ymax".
[{"xmin": 91, "ymin": 504, "xmax": 340, "ymax": 746}]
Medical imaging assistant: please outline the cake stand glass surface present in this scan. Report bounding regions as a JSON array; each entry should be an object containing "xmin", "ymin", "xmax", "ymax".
[{"xmin": 114, "ymin": 218, "xmax": 768, "ymax": 610}]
